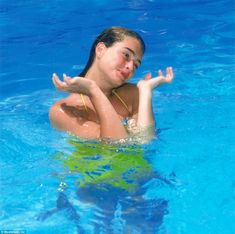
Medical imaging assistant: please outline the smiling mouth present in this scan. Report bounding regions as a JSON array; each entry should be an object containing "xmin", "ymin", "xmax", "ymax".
[{"xmin": 117, "ymin": 70, "xmax": 128, "ymax": 81}]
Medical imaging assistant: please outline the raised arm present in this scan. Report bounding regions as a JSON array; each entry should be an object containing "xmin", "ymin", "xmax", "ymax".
[
  {"xmin": 52, "ymin": 74, "xmax": 128, "ymax": 140},
  {"xmin": 137, "ymin": 67, "xmax": 174, "ymax": 133}
]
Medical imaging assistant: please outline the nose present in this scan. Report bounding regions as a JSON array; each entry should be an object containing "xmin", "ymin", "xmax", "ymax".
[{"xmin": 125, "ymin": 60, "xmax": 135, "ymax": 72}]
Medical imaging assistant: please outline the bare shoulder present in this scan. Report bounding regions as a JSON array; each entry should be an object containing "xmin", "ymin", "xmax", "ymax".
[
  {"xmin": 118, "ymin": 83, "xmax": 138, "ymax": 93},
  {"xmin": 49, "ymin": 95, "xmax": 82, "ymax": 131},
  {"xmin": 49, "ymin": 94, "xmax": 81, "ymax": 124},
  {"xmin": 49, "ymin": 99, "xmax": 70, "ymax": 130},
  {"xmin": 49, "ymin": 97, "xmax": 100, "ymax": 139},
  {"xmin": 116, "ymin": 83, "xmax": 139, "ymax": 100}
]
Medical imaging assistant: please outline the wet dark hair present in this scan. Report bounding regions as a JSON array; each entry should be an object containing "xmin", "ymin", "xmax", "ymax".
[{"xmin": 79, "ymin": 26, "xmax": 145, "ymax": 77}]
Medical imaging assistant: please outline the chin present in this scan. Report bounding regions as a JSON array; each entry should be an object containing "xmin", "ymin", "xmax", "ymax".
[
  {"xmin": 114, "ymin": 71, "xmax": 127, "ymax": 84},
  {"xmin": 115, "ymin": 78, "xmax": 126, "ymax": 87}
]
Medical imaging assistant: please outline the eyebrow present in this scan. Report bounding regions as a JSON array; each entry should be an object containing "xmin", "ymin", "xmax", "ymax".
[{"xmin": 124, "ymin": 47, "xmax": 142, "ymax": 65}]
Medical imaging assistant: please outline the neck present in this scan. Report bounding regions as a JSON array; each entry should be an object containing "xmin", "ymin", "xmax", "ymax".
[{"xmin": 85, "ymin": 66, "xmax": 113, "ymax": 97}]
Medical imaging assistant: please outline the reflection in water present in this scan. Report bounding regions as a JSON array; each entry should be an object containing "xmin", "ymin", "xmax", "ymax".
[{"xmin": 51, "ymin": 138, "xmax": 170, "ymax": 233}]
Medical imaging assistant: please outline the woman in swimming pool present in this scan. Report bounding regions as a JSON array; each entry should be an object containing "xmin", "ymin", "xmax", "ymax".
[{"xmin": 50, "ymin": 26, "xmax": 174, "ymax": 141}]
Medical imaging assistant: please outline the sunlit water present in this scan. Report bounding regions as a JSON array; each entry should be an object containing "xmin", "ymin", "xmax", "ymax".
[{"xmin": 0, "ymin": 0, "xmax": 235, "ymax": 233}]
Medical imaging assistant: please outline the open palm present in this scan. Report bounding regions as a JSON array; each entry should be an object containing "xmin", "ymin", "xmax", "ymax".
[
  {"xmin": 137, "ymin": 67, "xmax": 174, "ymax": 91},
  {"xmin": 52, "ymin": 73, "xmax": 95, "ymax": 96}
]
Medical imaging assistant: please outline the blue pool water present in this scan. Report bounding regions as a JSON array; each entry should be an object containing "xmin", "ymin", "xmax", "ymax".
[{"xmin": 0, "ymin": 0, "xmax": 235, "ymax": 233}]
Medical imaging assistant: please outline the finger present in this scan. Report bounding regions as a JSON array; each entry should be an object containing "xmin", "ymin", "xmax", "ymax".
[
  {"xmin": 52, "ymin": 73, "xmax": 60, "ymax": 87},
  {"xmin": 169, "ymin": 67, "xmax": 174, "ymax": 78},
  {"xmin": 52, "ymin": 73, "xmax": 59, "ymax": 81},
  {"xmin": 144, "ymin": 72, "xmax": 152, "ymax": 80},
  {"xmin": 63, "ymin": 73, "xmax": 72, "ymax": 85},
  {"xmin": 52, "ymin": 73, "xmax": 62, "ymax": 82},
  {"xmin": 167, "ymin": 67, "xmax": 174, "ymax": 80},
  {"xmin": 158, "ymin": 69, "xmax": 163, "ymax": 77},
  {"xmin": 53, "ymin": 81, "xmax": 62, "ymax": 90},
  {"xmin": 53, "ymin": 75, "xmax": 62, "ymax": 86},
  {"xmin": 166, "ymin": 67, "xmax": 170, "ymax": 74},
  {"xmin": 63, "ymin": 73, "xmax": 71, "ymax": 79},
  {"xmin": 52, "ymin": 74, "xmax": 67, "ymax": 90},
  {"xmin": 165, "ymin": 67, "xmax": 174, "ymax": 83}
]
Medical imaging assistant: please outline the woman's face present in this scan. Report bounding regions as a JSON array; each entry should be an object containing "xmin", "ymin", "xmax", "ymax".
[{"xmin": 97, "ymin": 36, "xmax": 143, "ymax": 86}]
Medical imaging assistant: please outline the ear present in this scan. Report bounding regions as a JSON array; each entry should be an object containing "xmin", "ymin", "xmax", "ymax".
[{"xmin": 95, "ymin": 42, "xmax": 107, "ymax": 59}]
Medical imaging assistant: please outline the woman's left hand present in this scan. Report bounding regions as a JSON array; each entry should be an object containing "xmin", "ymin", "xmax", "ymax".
[{"xmin": 137, "ymin": 67, "xmax": 174, "ymax": 92}]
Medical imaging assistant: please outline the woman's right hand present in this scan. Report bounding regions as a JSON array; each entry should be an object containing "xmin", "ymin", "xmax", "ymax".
[{"xmin": 52, "ymin": 73, "xmax": 97, "ymax": 96}]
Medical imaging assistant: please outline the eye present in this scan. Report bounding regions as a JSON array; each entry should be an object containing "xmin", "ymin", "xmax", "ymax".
[{"xmin": 122, "ymin": 51, "xmax": 131, "ymax": 60}]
